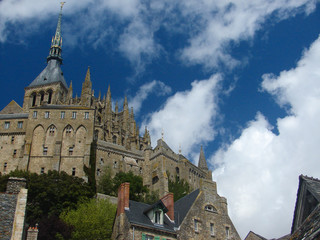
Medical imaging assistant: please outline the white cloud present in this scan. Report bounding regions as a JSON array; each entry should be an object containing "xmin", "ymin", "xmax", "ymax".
[
  {"xmin": 0, "ymin": 0, "xmax": 317, "ymax": 71},
  {"xmin": 118, "ymin": 18, "xmax": 162, "ymax": 78},
  {"xmin": 179, "ymin": 0, "xmax": 317, "ymax": 69},
  {"xmin": 129, "ymin": 80, "xmax": 171, "ymax": 114},
  {"xmin": 142, "ymin": 74, "xmax": 221, "ymax": 158},
  {"xmin": 212, "ymin": 35, "xmax": 320, "ymax": 239}
]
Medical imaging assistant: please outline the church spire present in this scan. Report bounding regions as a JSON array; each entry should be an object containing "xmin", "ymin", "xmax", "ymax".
[
  {"xmin": 47, "ymin": 2, "xmax": 65, "ymax": 64},
  {"xmin": 198, "ymin": 146, "xmax": 208, "ymax": 170}
]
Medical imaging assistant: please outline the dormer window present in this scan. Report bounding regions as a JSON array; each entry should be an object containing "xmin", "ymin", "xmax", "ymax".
[
  {"xmin": 205, "ymin": 205, "xmax": 217, "ymax": 213},
  {"xmin": 153, "ymin": 208, "xmax": 163, "ymax": 225}
]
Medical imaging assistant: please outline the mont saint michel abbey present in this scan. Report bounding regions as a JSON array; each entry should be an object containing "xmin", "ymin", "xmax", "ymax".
[{"xmin": 0, "ymin": 6, "xmax": 242, "ymax": 240}]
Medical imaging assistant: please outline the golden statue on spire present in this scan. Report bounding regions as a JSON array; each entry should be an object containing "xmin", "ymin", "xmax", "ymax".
[{"xmin": 60, "ymin": 2, "xmax": 66, "ymax": 10}]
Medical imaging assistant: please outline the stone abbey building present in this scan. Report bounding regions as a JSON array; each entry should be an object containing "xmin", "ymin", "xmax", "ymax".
[
  {"xmin": 0, "ymin": 5, "xmax": 213, "ymax": 198},
  {"xmin": 0, "ymin": 6, "xmax": 241, "ymax": 239}
]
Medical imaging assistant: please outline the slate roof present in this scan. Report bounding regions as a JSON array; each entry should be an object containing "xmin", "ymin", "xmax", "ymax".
[
  {"xmin": 302, "ymin": 175, "xmax": 320, "ymax": 202},
  {"xmin": 290, "ymin": 204, "xmax": 320, "ymax": 240},
  {"xmin": 27, "ymin": 59, "xmax": 68, "ymax": 89},
  {"xmin": 125, "ymin": 200, "xmax": 176, "ymax": 233},
  {"xmin": 125, "ymin": 189, "xmax": 200, "ymax": 234},
  {"xmin": 290, "ymin": 175, "xmax": 320, "ymax": 240},
  {"xmin": 174, "ymin": 189, "xmax": 200, "ymax": 227}
]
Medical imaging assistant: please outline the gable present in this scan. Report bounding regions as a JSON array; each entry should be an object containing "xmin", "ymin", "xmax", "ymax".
[
  {"xmin": 0, "ymin": 100, "xmax": 23, "ymax": 114},
  {"xmin": 291, "ymin": 175, "xmax": 320, "ymax": 233}
]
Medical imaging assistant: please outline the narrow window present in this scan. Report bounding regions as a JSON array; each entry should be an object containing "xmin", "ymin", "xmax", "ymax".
[
  {"xmin": 4, "ymin": 122, "xmax": 10, "ymax": 129},
  {"xmin": 40, "ymin": 92, "xmax": 45, "ymax": 105},
  {"xmin": 100, "ymin": 158, "xmax": 104, "ymax": 165},
  {"xmin": 49, "ymin": 126, "xmax": 55, "ymax": 136},
  {"xmin": 3, "ymin": 162, "xmax": 7, "ymax": 172},
  {"xmin": 11, "ymin": 136, "xmax": 14, "ymax": 144},
  {"xmin": 43, "ymin": 146, "xmax": 48, "ymax": 155},
  {"xmin": 96, "ymin": 168, "xmax": 101, "ymax": 176},
  {"xmin": 40, "ymin": 167, "xmax": 45, "ymax": 174},
  {"xmin": 17, "ymin": 121, "xmax": 23, "ymax": 129},
  {"xmin": 66, "ymin": 126, "xmax": 72, "ymax": 136},
  {"xmin": 226, "ymin": 227, "xmax": 230, "ymax": 238},
  {"xmin": 113, "ymin": 135, "xmax": 117, "ymax": 144},
  {"xmin": 154, "ymin": 210, "xmax": 162, "ymax": 224},
  {"xmin": 72, "ymin": 111, "xmax": 77, "ymax": 119},
  {"xmin": 44, "ymin": 111, "xmax": 50, "ymax": 119},
  {"xmin": 84, "ymin": 112, "xmax": 89, "ymax": 119},
  {"xmin": 113, "ymin": 161, "xmax": 117, "ymax": 168},
  {"xmin": 210, "ymin": 223, "xmax": 214, "ymax": 236},
  {"xmin": 194, "ymin": 219, "xmax": 199, "ymax": 232},
  {"xmin": 47, "ymin": 90, "xmax": 53, "ymax": 104},
  {"xmin": 69, "ymin": 147, "xmax": 74, "ymax": 156},
  {"xmin": 33, "ymin": 111, "xmax": 38, "ymax": 118},
  {"xmin": 13, "ymin": 149, "xmax": 17, "ymax": 157},
  {"xmin": 72, "ymin": 168, "xmax": 76, "ymax": 176},
  {"xmin": 61, "ymin": 111, "xmax": 65, "ymax": 119},
  {"xmin": 31, "ymin": 93, "xmax": 37, "ymax": 106}
]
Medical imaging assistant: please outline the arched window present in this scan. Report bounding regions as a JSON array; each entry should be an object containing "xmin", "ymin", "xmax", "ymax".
[
  {"xmin": 31, "ymin": 92, "xmax": 37, "ymax": 106},
  {"xmin": 113, "ymin": 135, "xmax": 117, "ymax": 144},
  {"xmin": 47, "ymin": 90, "xmax": 53, "ymax": 104},
  {"xmin": 40, "ymin": 91, "xmax": 45, "ymax": 105},
  {"xmin": 49, "ymin": 126, "xmax": 55, "ymax": 136}
]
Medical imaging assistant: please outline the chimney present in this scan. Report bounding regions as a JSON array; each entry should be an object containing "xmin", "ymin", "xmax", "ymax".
[
  {"xmin": 117, "ymin": 182, "xmax": 130, "ymax": 216},
  {"xmin": 6, "ymin": 177, "xmax": 26, "ymax": 194},
  {"xmin": 161, "ymin": 192, "xmax": 174, "ymax": 222},
  {"xmin": 26, "ymin": 225, "xmax": 39, "ymax": 240}
]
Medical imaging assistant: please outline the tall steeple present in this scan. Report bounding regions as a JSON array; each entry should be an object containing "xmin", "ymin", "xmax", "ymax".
[
  {"xmin": 47, "ymin": 2, "xmax": 65, "ymax": 64},
  {"xmin": 198, "ymin": 146, "xmax": 208, "ymax": 170}
]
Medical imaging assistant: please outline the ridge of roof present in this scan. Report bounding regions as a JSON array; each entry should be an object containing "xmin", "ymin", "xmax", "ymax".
[{"xmin": 174, "ymin": 189, "xmax": 200, "ymax": 227}]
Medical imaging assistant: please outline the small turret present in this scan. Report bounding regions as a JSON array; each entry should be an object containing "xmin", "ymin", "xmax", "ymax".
[
  {"xmin": 66, "ymin": 81, "xmax": 73, "ymax": 104},
  {"xmin": 198, "ymin": 146, "xmax": 208, "ymax": 170},
  {"xmin": 81, "ymin": 66, "xmax": 92, "ymax": 107}
]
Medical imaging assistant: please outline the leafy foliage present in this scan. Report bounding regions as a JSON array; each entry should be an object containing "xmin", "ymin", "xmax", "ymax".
[
  {"xmin": 98, "ymin": 170, "xmax": 155, "ymax": 203},
  {"xmin": 168, "ymin": 174, "xmax": 191, "ymax": 201},
  {"xmin": 0, "ymin": 170, "xmax": 94, "ymax": 227},
  {"xmin": 60, "ymin": 198, "xmax": 116, "ymax": 240},
  {"xmin": 83, "ymin": 141, "xmax": 97, "ymax": 193}
]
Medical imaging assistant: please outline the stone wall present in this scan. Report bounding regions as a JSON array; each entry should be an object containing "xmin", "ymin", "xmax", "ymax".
[{"xmin": 0, "ymin": 194, "xmax": 18, "ymax": 240}]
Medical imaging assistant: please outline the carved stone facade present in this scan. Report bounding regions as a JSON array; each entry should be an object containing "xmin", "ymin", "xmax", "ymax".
[{"xmin": 0, "ymin": 7, "xmax": 212, "ymax": 197}]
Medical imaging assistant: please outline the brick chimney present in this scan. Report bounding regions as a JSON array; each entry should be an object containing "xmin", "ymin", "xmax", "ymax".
[
  {"xmin": 6, "ymin": 177, "xmax": 26, "ymax": 194},
  {"xmin": 117, "ymin": 182, "xmax": 130, "ymax": 216},
  {"xmin": 26, "ymin": 225, "xmax": 39, "ymax": 240},
  {"xmin": 161, "ymin": 192, "xmax": 174, "ymax": 222}
]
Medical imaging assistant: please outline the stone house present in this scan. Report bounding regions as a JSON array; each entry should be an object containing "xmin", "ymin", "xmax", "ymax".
[{"xmin": 112, "ymin": 180, "xmax": 240, "ymax": 240}]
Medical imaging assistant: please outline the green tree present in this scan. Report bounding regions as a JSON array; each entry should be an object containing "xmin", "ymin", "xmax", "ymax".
[
  {"xmin": 168, "ymin": 174, "xmax": 191, "ymax": 201},
  {"xmin": 61, "ymin": 199, "xmax": 116, "ymax": 240},
  {"xmin": 0, "ymin": 170, "xmax": 94, "ymax": 225},
  {"xmin": 97, "ymin": 166, "xmax": 113, "ymax": 196},
  {"xmin": 112, "ymin": 171, "xmax": 149, "ymax": 202}
]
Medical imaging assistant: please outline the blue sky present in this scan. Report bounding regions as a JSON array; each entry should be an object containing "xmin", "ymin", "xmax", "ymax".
[{"xmin": 1, "ymin": 0, "xmax": 320, "ymax": 238}]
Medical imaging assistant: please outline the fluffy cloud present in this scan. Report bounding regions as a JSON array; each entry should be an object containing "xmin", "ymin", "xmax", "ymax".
[
  {"xmin": 0, "ymin": 0, "xmax": 317, "ymax": 71},
  {"xmin": 212, "ymin": 35, "xmax": 320, "ymax": 239},
  {"xmin": 179, "ymin": 0, "xmax": 317, "ymax": 69},
  {"xmin": 142, "ymin": 74, "xmax": 221, "ymax": 157},
  {"xmin": 129, "ymin": 80, "xmax": 171, "ymax": 114}
]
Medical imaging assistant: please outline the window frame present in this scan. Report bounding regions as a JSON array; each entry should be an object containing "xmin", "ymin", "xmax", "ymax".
[{"xmin": 4, "ymin": 122, "xmax": 10, "ymax": 129}]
